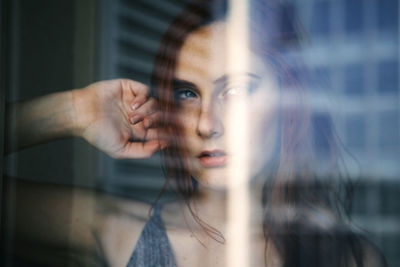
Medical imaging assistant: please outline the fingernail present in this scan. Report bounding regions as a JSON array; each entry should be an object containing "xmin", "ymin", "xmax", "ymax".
[
  {"xmin": 131, "ymin": 102, "xmax": 140, "ymax": 110},
  {"xmin": 130, "ymin": 115, "xmax": 141, "ymax": 124}
]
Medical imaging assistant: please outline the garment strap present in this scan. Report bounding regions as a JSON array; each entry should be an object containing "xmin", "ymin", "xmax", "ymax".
[{"xmin": 126, "ymin": 203, "xmax": 177, "ymax": 267}]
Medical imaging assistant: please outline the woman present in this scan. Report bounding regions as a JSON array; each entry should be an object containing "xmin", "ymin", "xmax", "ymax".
[{"xmin": 3, "ymin": 0, "xmax": 386, "ymax": 266}]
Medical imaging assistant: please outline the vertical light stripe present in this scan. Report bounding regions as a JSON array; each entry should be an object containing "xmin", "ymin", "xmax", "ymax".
[
  {"xmin": 70, "ymin": 3, "xmax": 97, "ymax": 266},
  {"xmin": 225, "ymin": 0, "xmax": 250, "ymax": 267}
]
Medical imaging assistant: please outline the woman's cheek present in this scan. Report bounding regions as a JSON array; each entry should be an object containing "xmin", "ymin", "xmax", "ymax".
[
  {"xmin": 248, "ymin": 104, "xmax": 279, "ymax": 174},
  {"xmin": 177, "ymin": 108, "xmax": 198, "ymax": 137}
]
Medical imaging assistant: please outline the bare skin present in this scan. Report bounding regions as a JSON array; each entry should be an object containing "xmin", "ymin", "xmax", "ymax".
[{"xmin": 6, "ymin": 79, "xmax": 166, "ymax": 158}]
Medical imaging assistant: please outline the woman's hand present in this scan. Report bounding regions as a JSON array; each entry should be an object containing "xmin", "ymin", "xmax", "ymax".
[
  {"xmin": 72, "ymin": 79, "xmax": 166, "ymax": 159},
  {"xmin": 5, "ymin": 79, "xmax": 166, "ymax": 158}
]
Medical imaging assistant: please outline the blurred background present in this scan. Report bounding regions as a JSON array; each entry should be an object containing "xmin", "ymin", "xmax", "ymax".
[{"xmin": 1, "ymin": 0, "xmax": 399, "ymax": 266}]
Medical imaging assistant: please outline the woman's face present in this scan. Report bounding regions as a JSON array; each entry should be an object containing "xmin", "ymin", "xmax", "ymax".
[{"xmin": 173, "ymin": 22, "xmax": 279, "ymax": 189}]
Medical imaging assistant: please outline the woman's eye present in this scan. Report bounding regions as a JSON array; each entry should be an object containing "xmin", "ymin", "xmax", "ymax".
[
  {"xmin": 219, "ymin": 79, "xmax": 260, "ymax": 100},
  {"xmin": 221, "ymin": 87, "xmax": 246, "ymax": 98},
  {"xmin": 174, "ymin": 89, "xmax": 198, "ymax": 101},
  {"xmin": 219, "ymin": 84, "xmax": 256, "ymax": 100}
]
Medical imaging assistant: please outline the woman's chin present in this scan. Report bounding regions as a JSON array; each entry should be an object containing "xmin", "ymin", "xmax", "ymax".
[
  {"xmin": 194, "ymin": 169, "xmax": 230, "ymax": 190},
  {"xmin": 190, "ymin": 156, "xmax": 268, "ymax": 190}
]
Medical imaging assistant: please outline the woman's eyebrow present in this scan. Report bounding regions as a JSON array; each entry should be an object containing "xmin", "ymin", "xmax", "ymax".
[
  {"xmin": 172, "ymin": 78, "xmax": 197, "ymax": 89},
  {"xmin": 213, "ymin": 73, "xmax": 261, "ymax": 85},
  {"xmin": 172, "ymin": 78, "xmax": 201, "ymax": 96}
]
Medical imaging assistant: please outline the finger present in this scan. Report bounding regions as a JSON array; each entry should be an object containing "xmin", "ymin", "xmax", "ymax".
[
  {"xmin": 129, "ymin": 113, "xmax": 144, "ymax": 125},
  {"xmin": 145, "ymin": 128, "xmax": 172, "ymax": 142},
  {"xmin": 143, "ymin": 112, "xmax": 162, "ymax": 128},
  {"xmin": 135, "ymin": 98, "xmax": 158, "ymax": 116},
  {"xmin": 140, "ymin": 109, "xmax": 178, "ymax": 127},
  {"xmin": 130, "ymin": 94, "xmax": 147, "ymax": 111},
  {"xmin": 117, "ymin": 140, "xmax": 168, "ymax": 159},
  {"xmin": 128, "ymin": 98, "xmax": 158, "ymax": 125},
  {"xmin": 120, "ymin": 79, "xmax": 150, "ymax": 97},
  {"xmin": 127, "ymin": 119, "xmax": 171, "ymax": 143},
  {"xmin": 119, "ymin": 79, "xmax": 150, "ymax": 110}
]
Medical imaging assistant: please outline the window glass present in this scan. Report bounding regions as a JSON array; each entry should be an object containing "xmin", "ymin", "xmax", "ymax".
[
  {"xmin": 2, "ymin": 1, "xmax": 399, "ymax": 266},
  {"xmin": 345, "ymin": 114, "xmax": 366, "ymax": 150},
  {"xmin": 377, "ymin": 0, "xmax": 399, "ymax": 32},
  {"xmin": 311, "ymin": 66, "xmax": 331, "ymax": 91},
  {"xmin": 310, "ymin": 1, "xmax": 331, "ymax": 36},
  {"xmin": 344, "ymin": 63, "xmax": 365, "ymax": 96},
  {"xmin": 345, "ymin": 0, "xmax": 364, "ymax": 34},
  {"xmin": 378, "ymin": 60, "xmax": 399, "ymax": 94},
  {"xmin": 378, "ymin": 110, "xmax": 400, "ymax": 153}
]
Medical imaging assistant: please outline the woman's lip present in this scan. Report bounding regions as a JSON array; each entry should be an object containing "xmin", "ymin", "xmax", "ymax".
[{"xmin": 198, "ymin": 150, "xmax": 227, "ymax": 167}]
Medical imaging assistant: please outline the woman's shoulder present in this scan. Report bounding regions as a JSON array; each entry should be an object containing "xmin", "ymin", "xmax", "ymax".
[
  {"xmin": 2, "ymin": 177, "xmax": 156, "ymax": 266},
  {"xmin": 95, "ymin": 192, "xmax": 156, "ymax": 238},
  {"xmin": 94, "ymin": 193, "xmax": 155, "ymax": 266},
  {"xmin": 96, "ymin": 192, "xmax": 154, "ymax": 221}
]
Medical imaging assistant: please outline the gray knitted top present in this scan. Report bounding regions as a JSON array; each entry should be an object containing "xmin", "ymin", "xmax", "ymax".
[{"xmin": 126, "ymin": 204, "xmax": 177, "ymax": 267}]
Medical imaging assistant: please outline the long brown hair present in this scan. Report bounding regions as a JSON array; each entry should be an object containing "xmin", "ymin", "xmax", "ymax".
[
  {"xmin": 150, "ymin": 0, "xmax": 385, "ymax": 266},
  {"xmin": 151, "ymin": 0, "xmax": 224, "ymax": 242}
]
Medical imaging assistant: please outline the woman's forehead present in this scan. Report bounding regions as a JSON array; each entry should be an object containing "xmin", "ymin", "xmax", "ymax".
[
  {"xmin": 175, "ymin": 22, "xmax": 227, "ymax": 83},
  {"xmin": 175, "ymin": 22, "xmax": 267, "ymax": 85}
]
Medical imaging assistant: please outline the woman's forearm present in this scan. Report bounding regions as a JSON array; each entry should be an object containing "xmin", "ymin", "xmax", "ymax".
[
  {"xmin": 4, "ymin": 79, "xmax": 165, "ymax": 158},
  {"xmin": 5, "ymin": 90, "xmax": 81, "ymax": 153}
]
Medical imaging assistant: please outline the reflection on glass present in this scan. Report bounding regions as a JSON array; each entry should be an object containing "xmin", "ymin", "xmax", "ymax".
[
  {"xmin": 2, "ymin": 0, "xmax": 399, "ymax": 266},
  {"xmin": 311, "ymin": 1, "xmax": 331, "ymax": 36},
  {"xmin": 378, "ymin": 60, "xmax": 399, "ymax": 94},
  {"xmin": 345, "ymin": 0, "xmax": 364, "ymax": 34},
  {"xmin": 344, "ymin": 63, "xmax": 365, "ymax": 96}
]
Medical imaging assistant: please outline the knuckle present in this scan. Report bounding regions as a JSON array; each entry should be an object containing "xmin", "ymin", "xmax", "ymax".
[{"xmin": 118, "ymin": 78, "xmax": 130, "ymax": 88}]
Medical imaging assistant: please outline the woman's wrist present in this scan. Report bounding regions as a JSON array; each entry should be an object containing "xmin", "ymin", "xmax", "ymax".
[{"xmin": 70, "ymin": 86, "xmax": 100, "ymax": 140}]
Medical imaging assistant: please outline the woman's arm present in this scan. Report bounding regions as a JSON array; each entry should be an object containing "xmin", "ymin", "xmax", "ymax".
[
  {"xmin": 5, "ymin": 90, "xmax": 78, "ymax": 153},
  {"xmin": 3, "ymin": 176, "xmax": 152, "ymax": 266},
  {"xmin": 2, "ymin": 79, "xmax": 165, "ymax": 264},
  {"xmin": 5, "ymin": 79, "xmax": 166, "ymax": 158},
  {"xmin": 3, "ymin": 177, "xmax": 107, "ymax": 265}
]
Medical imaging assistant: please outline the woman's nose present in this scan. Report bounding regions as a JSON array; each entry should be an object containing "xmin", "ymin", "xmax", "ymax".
[{"xmin": 196, "ymin": 108, "xmax": 224, "ymax": 139}]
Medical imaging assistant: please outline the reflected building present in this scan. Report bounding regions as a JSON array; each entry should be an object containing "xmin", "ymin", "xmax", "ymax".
[{"xmin": 291, "ymin": 0, "xmax": 400, "ymax": 266}]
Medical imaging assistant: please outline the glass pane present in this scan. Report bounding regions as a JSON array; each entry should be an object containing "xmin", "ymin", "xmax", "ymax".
[
  {"xmin": 311, "ymin": 66, "xmax": 331, "ymax": 91},
  {"xmin": 2, "ymin": 0, "xmax": 399, "ymax": 266},
  {"xmin": 345, "ymin": 0, "xmax": 364, "ymax": 34},
  {"xmin": 378, "ymin": 111, "xmax": 400, "ymax": 153},
  {"xmin": 311, "ymin": 1, "xmax": 331, "ymax": 36},
  {"xmin": 344, "ymin": 63, "xmax": 365, "ymax": 96},
  {"xmin": 378, "ymin": 60, "xmax": 399, "ymax": 94},
  {"xmin": 377, "ymin": 0, "xmax": 399, "ymax": 31},
  {"xmin": 345, "ymin": 114, "xmax": 366, "ymax": 149}
]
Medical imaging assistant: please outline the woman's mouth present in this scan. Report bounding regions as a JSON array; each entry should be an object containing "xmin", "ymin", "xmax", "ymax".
[{"xmin": 197, "ymin": 150, "xmax": 227, "ymax": 167}]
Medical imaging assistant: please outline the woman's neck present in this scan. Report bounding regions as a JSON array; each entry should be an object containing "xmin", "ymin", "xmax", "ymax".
[
  {"xmin": 161, "ymin": 182, "xmax": 264, "ymax": 241},
  {"xmin": 193, "ymin": 186, "xmax": 228, "ymax": 226},
  {"xmin": 191, "ymin": 182, "xmax": 264, "ymax": 231}
]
